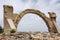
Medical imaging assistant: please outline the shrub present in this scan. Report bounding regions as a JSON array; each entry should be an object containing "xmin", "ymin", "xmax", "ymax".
[
  {"xmin": 10, "ymin": 29, "xmax": 16, "ymax": 33},
  {"xmin": 0, "ymin": 26, "xmax": 4, "ymax": 33}
]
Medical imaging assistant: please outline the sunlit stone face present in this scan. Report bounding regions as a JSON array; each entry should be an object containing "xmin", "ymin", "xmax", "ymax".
[{"xmin": 7, "ymin": 19, "xmax": 16, "ymax": 29}]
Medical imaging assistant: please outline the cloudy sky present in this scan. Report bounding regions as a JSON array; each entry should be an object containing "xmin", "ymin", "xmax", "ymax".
[{"xmin": 0, "ymin": 0, "xmax": 60, "ymax": 32}]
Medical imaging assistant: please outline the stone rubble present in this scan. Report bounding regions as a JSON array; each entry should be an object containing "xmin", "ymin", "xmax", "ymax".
[{"xmin": 0, "ymin": 32, "xmax": 60, "ymax": 40}]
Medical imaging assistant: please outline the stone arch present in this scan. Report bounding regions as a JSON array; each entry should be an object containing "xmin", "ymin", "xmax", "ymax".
[
  {"xmin": 14, "ymin": 9, "xmax": 56, "ymax": 33},
  {"xmin": 4, "ymin": 5, "xmax": 59, "ymax": 33}
]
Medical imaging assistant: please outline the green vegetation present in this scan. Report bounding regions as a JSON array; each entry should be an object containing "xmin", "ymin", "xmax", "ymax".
[
  {"xmin": 0, "ymin": 26, "xmax": 4, "ymax": 33},
  {"xmin": 10, "ymin": 29, "xmax": 16, "ymax": 33}
]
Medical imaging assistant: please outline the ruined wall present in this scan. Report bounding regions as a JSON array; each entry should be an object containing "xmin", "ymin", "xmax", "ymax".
[{"xmin": 4, "ymin": 5, "xmax": 18, "ymax": 33}]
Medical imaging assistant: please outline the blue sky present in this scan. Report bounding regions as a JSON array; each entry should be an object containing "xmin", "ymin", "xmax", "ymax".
[{"xmin": 0, "ymin": 0, "xmax": 60, "ymax": 32}]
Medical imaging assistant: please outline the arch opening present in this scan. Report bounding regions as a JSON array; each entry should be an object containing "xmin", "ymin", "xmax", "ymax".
[{"xmin": 17, "ymin": 13, "xmax": 49, "ymax": 32}]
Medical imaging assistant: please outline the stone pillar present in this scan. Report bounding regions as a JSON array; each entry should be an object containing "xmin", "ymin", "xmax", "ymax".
[
  {"xmin": 48, "ymin": 12, "xmax": 56, "ymax": 22},
  {"xmin": 48, "ymin": 12, "xmax": 58, "ymax": 33},
  {"xmin": 3, "ymin": 5, "xmax": 13, "ymax": 34}
]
